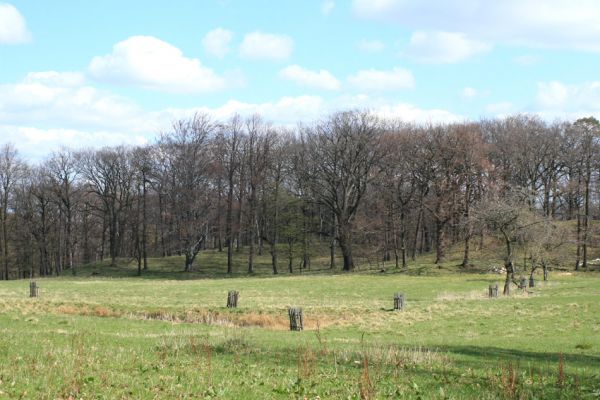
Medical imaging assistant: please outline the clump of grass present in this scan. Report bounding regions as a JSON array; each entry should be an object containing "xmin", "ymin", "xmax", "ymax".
[
  {"xmin": 499, "ymin": 362, "xmax": 518, "ymax": 398},
  {"xmin": 336, "ymin": 345, "xmax": 450, "ymax": 370},
  {"xmin": 557, "ymin": 353, "xmax": 565, "ymax": 388},
  {"xmin": 436, "ymin": 290, "xmax": 487, "ymax": 301},
  {"xmin": 297, "ymin": 346, "xmax": 317, "ymax": 381},
  {"xmin": 359, "ymin": 353, "xmax": 374, "ymax": 400}
]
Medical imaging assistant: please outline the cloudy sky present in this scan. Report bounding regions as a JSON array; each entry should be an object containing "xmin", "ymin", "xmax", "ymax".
[{"xmin": 1, "ymin": 0, "xmax": 599, "ymax": 160}]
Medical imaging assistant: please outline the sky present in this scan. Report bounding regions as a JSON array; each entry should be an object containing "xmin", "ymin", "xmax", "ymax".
[{"xmin": 1, "ymin": 0, "xmax": 599, "ymax": 160}]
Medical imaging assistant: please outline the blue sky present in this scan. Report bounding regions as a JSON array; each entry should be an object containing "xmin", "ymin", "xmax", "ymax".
[{"xmin": 1, "ymin": 0, "xmax": 599, "ymax": 159}]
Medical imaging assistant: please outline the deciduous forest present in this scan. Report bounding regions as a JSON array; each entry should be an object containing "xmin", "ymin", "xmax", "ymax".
[{"xmin": 1, "ymin": 111, "xmax": 598, "ymax": 280}]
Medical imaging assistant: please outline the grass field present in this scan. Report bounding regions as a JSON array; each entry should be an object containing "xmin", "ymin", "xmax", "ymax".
[{"xmin": 0, "ymin": 249, "xmax": 599, "ymax": 399}]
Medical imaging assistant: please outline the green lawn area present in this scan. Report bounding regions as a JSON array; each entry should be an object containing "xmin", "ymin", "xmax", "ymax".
[{"xmin": 0, "ymin": 252, "xmax": 599, "ymax": 399}]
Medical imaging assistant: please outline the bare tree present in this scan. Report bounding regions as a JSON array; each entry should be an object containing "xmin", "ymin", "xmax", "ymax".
[
  {"xmin": 160, "ymin": 113, "xmax": 216, "ymax": 272},
  {"xmin": 0, "ymin": 144, "xmax": 25, "ymax": 279},
  {"xmin": 571, "ymin": 117, "xmax": 599, "ymax": 270},
  {"xmin": 79, "ymin": 146, "xmax": 135, "ymax": 265},
  {"xmin": 45, "ymin": 149, "xmax": 80, "ymax": 275},
  {"xmin": 474, "ymin": 188, "xmax": 538, "ymax": 294},
  {"xmin": 244, "ymin": 115, "xmax": 271, "ymax": 274},
  {"xmin": 301, "ymin": 111, "xmax": 383, "ymax": 271}
]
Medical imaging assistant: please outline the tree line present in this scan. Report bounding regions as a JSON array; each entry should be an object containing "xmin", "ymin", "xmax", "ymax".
[{"xmin": 0, "ymin": 111, "xmax": 598, "ymax": 280}]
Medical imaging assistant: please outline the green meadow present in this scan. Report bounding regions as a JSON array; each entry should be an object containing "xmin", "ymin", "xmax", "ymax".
[{"xmin": 0, "ymin": 251, "xmax": 599, "ymax": 399}]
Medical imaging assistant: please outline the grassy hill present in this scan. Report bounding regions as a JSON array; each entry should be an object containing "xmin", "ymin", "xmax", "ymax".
[{"xmin": 0, "ymin": 244, "xmax": 599, "ymax": 399}]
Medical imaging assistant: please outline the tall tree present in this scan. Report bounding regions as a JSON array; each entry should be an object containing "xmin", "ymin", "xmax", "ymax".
[
  {"xmin": 160, "ymin": 113, "xmax": 216, "ymax": 272},
  {"xmin": 216, "ymin": 115, "xmax": 245, "ymax": 274},
  {"xmin": 301, "ymin": 111, "xmax": 383, "ymax": 271},
  {"xmin": 572, "ymin": 117, "xmax": 599, "ymax": 270},
  {"xmin": 79, "ymin": 146, "xmax": 135, "ymax": 265},
  {"xmin": 46, "ymin": 149, "xmax": 80, "ymax": 275},
  {"xmin": 0, "ymin": 144, "xmax": 24, "ymax": 279}
]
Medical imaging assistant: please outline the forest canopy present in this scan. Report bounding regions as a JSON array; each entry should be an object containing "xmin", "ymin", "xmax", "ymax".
[{"xmin": 0, "ymin": 111, "xmax": 598, "ymax": 279}]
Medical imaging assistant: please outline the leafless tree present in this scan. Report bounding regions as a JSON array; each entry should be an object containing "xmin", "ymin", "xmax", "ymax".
[
  {"xmin": 301, "ymin": 111, "xmax": 384, "ymax": 271},
  {"xmin": 159, "ymin": 113, "xmax": 216, "ymax": 271}
]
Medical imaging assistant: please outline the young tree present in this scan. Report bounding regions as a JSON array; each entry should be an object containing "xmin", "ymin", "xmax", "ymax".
[{"xmin": 474, "ymin": 188, "xmax": 539, "ymax": 294}]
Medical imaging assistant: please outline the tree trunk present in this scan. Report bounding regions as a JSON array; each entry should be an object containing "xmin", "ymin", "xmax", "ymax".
[
  {"xmin": 412, "ymin": 208, "xmax": 422, "ymax": 260},
  {"xmin": 142, "ymin": 174, "xmax": 148, "ymax": 271},
  {"xmin": 575, "ymin": 208, "xmax": 581, "ymax": 271},
  {"xmin": 2, "ymin": 198, "xmax": 8, "ymax": 280},
  {"xmin": 216, "ymin": 177, "xmax": 223, "ymax": 253},
  {"xmin": 288, "ymin": 239, "xmax": 293, "ymax": 273},
  {"xmin": 302, "ymin": 206, "xmax": 310, "ymax": 270},
  {"xmin": 82, "ymin": 203, "xmax": 90, "ymax": 264},
  {"xmin": 461, "ymin": 184, "xmax": 472, "ymax": 268},
  {"xmin": 271, "ymin": 243, "xmax": 278, "ymax": 275},
  {"xmin": 110, "ymin": 206, "xmax": 117, "ymax": 266},
  {"xmin": 400, "ymin": 209, "xmax": 407, "ymax": 269},
  {"xmin": 338, "ymin": 225, "xmax": 354, "ymax": 271},
  {"xmin": 434, "ymin": 219, "xmax": 446, "ymax": 265},
  {"xmin": 503, "ymin": 261, "xmax": 514, "ymax": 295},
  {"xmin": 503, "ymin": 233, "xmax": 514, "ymax": 295},
  {"xmin": 582, "ymin": 172, "xmax": 590, "ymax": 270},
  {"xmin": 226, "ymin": 177, "xmax": 234, "ymax": 274},
  {"xmin": 330, "ymin": 213, "xmax": 336, "ymax": 269},
  {"xmin": 184, "ymin": 253, "xmax": 194, "ymax": 272},
  {"xmin": 248, "ymin": 187, "xmax": 256, "ymax": 274},
  {"xmin": 461, "ymin": 236, "xmax": 470, "ymax": 269},
  {"xmin": 158, "ymin": 191, "xmax": 167, "ymax": 257},
  {"xmin": 271, "ymin": 179, "xmax": 280, "ymax": 275}
]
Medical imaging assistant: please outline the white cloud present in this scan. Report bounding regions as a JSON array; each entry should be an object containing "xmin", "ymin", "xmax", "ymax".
[
  {"xmin": 372, "ymin": 103, "xmax": 462, "ymax": 124},
  {"xmin": 0, "ymin": 3, "xmax": 31, "ymax": 44},
  {"xmin": 170, "ymin": 94, "xmax": 462, "ymax": 127},
  {"xmin": 406, "ymin": 31, "xmax": 490, "ymax": 63},
  {"xmin": 461, "ymin": 87, "xmax": 478, "ymax": 99},
  {"xmin": 0, "ymin": 71, "xmax": 154, "ymax": 133},
  {"xmin": 347, "ymin": 67, "xmax": 415, "ymax": 91},
  {"xmin": 202, "ymin": 28, "xmax": 233, "ymax": 58},
  {"xmin": 279, "ymin": 65, "xmax": 340, "ymax": 90},
  {"xmin": 0, "ymin": 70, "xmax": 463, "ymax": 160},
  {"xmin": 239, "ymin": 31, "xmax": 293, "ymax": 61},
  {"xmin": 194, "ymin": 96, "xmax": 327, "ymax": 125},
  {"xmin": 88, "ymin": 35, "xmax": 229, "ymax": 93},
  {"xmin": 0, "ymin": 71, "xmax": 165, "ymax": 160},
  {"xmin": 23, "ymin": 71, "xmax": 85, "ymax": 87},
  {"xmin": 513, "ymin": 54, "xmax": 542, "ymax": 66},
  {"xmin": 537, "ymin": 81, "xmax": 600, "ymax": 111},
  {"xmin": 353, "ymin": 0, "xmax": 600, "ymax": 52},
  {"xmin": 321, "ymin": 0, "xmax": 335, "ymax": 15},
  {"xmin": 485, "ymin": 101, "xmax": 515, "ymax": 115},
  {"xmin": 0, "ymin": 125, "xmax": 149, "ymax": 160},
  {"xmin": 357, "ymin": 39, "xmax": 385, "ymax": 53}
]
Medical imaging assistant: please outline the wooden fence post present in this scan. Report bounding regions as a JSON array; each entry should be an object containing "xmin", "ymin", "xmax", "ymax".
[
  {"xmin": 488, "ymin": 284, "xmax": 498, "ymax": 298},
  {"xmin": 227, "ymin": 290, "xmax": 239, "ymax": 308},
  {"xmin": 393, "ymin": 293, "xmax": 404, "ymax": 310},
  {"xmin": 29, "ymin": 281, "xmax": 39, "ymax": 297},
  {"xmin": 288, "ymin": 307, "xmax": 303, "ymax": 331}
]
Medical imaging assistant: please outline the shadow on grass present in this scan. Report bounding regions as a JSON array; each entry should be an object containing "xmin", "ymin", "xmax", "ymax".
[
  {"xmin": 74, "ymin": 253, "xmax": 346, "ymax": 281},
  {"xmin": 437, "ymin": 344, "xmax": 600, "ymax": 369}
]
